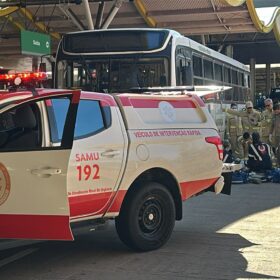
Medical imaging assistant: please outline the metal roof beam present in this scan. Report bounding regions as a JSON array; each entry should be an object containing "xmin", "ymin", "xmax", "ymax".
[
  {"xmin": 147, "ymin": 7, "xmax": 248, "ymax": 17},
  {"xmin": 0, "ymin": 0, "xmax": 114, "ymax": 8},
  {"xmin": 58, "ymin": 5, "xmax": 86, "ymax": 31},
  {"xmin": 95, "ymin": 0, "xmax": 105, "ymax": 29},
  {"xmin": 101, "ymin": 0, "xmax": 124, "ymax": 29},
  {"xmin": 83, "ymin": 0, "xmax": 94, "ymax": 29},
  {"xmin": 158, "ymin": 18, "xmax": 254, "ymax": 28},
  {"xmin": 18, "ymin": 7, "xmax": 61, "ymax": 40},
  {"xmin": 176, "ymin": 25, "xmax": 256, "ymax": 35}
]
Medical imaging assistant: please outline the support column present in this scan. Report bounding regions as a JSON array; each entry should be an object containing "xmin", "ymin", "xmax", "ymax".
[
  {"xmin": 266, "ymin": 63, "xmax": 271, "ymax": 96},
  {"xmin": 83, "ymin": 0, "xmax": 94, "ymax": 30},
  {"xmin": 101, "ymin": 0, "xmax": 124, "ymax": 29},
  {"xmin": 250, "ymin": 58, "xmax": 256, "ymax": 103},
  {"xmin": 201, "ymin": 35, "xmax": 206, "ymax": 46},
  {"xmin": 273, "ymin": 72, "xmax": 277, "ymax": 88},
  {"xmin": 32, "ymin": 56, "xmax": 38, "ymax": 72},
  {"xmin": 95, "ymin": 1, "xmax": 105, "ymax": 29},
  {"xmin": 225, "ymin": 45, "xmax": 233, "ymax": 58}
]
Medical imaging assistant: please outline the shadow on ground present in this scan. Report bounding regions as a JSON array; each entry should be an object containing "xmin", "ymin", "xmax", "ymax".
[{"xmin": 0, "ymin": 183, "xmax": 279, "ymax": 280}]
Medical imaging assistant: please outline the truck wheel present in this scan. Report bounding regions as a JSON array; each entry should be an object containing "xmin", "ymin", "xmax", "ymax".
[{"xmin": 115, "ymin": 182, "xmax": 175, "ymax": 251}]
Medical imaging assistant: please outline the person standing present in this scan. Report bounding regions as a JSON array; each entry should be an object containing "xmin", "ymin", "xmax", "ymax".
[
  {"xmin": 223, "ymin": 101, "xmax": 262, "ymax": 135},
  {"xmin": 225, "ymin": 103, "xmax": 242, "ymax": 156},
  {"xmin": 261, "ymin": 98, "xmax": 274, "ymax": 144}
]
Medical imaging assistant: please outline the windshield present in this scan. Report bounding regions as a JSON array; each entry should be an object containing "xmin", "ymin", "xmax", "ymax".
[{"xmin": 56, "ymin": 56, "xmax": 170, "ymax": 93}]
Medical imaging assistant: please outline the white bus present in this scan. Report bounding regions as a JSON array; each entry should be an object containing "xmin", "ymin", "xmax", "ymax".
[{"xmin": 54, "ymin": 28, "xmax": 250, "ymax": 135}]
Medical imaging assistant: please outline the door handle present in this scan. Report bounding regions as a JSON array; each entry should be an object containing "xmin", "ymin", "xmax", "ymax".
[
  {"xmin": 101, "ymin": 150, "xmax": 120, "ymax": 158},
  {"xmin": 31, "ymin": 167, "xmax": 62, "ymax": 176}
]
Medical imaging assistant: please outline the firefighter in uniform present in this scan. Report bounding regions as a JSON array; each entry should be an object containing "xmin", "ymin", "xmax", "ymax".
[
  {"xmin": 261, "ymin": 98, "xmax": 274, "ymax": 144},
  {"xmin": 270, "ymin": 103, "xmax": 280, "ymax": 165},
  {"xmin": 225, "ymin": 103, "xmax": 242, "ymax": 157},
  {"xmin": 237, "ymin": 132, "xmax": 252, "ymax": 160},
  {"xmin": 223, "ymin": 101, "xmax": 262, "ymax": 135}
]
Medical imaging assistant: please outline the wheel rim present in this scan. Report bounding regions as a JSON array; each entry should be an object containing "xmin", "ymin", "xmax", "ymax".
[{"xmin": 138, "ymin": 197, "xmax": 163, "ymax": 234}]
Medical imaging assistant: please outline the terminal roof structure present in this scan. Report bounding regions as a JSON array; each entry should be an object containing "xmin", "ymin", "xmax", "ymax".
[{"xmin": 0, "ymin": 0, "xmax": 279, "ymax": 63}]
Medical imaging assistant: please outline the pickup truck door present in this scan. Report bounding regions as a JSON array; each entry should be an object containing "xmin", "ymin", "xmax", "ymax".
[
  {"xmin": 65, "ymin": 94, "xmax": 127, "ymax": 219},
  {"xmin": 0, "ymin": 90, "xmax": 80, "ymax": 240}
]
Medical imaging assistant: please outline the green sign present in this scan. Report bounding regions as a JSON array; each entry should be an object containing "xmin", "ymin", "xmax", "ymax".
[{"xmin": 21, "ymin": 30, "xmax": 51, "ymax": 56}]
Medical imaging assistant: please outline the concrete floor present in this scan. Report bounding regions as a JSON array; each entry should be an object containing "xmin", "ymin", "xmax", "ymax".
[{"xmin": 0, "ymin": 182, "xmax": 279, "ymax": 280}]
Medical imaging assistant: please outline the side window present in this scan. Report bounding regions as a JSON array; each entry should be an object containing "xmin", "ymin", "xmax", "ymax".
[
  {"xmin": 224, "ymin": 67, "xmax": 231, "ymax": 84},
  {"xmin": 232, "ymin": 70, "xmax": 238, "ymax": 85},
  {"xmin": 48, "ymin": 99, "xmax": 111, "ymax": 142},
  {"xmin": 240, "ymin": 72, "xmax": 245, "ymax": 86},
  {"xmin": 193, "ymin": 55, "xmax": 203, "ymax": 77},
  {"xmin": 0, "ymin": 103, "xmax": 41, "ymax": 151},
  {"xmin": 47, "ymin": 98, "xmax": 71, "ymax": 143},
  {"xmin": 204, "ymin": 59, "xmax": 213, "ymax": 79},
  {"xmin": 214, "ymin": 63, "xmax": 223, "ymax": 81},
  {"xmin": 74, "ymin": 100, "xmax": 109, "ymax": 139},
  {"xmin": 176, "ymin": 46, "xmax": 192, "ymax": 86}
]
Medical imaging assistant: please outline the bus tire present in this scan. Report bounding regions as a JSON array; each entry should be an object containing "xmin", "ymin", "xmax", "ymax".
[{"xmin": 115, "ymin": 182, "xmax": 175, "ymax": 251}]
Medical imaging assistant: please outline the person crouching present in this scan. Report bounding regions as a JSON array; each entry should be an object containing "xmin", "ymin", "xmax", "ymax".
[{"xmin": 247, "ymin": 132, "xmax": 273, "ymax": 172}]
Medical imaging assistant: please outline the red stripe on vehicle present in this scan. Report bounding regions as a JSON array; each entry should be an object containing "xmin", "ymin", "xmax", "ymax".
[
  {"xmin": 0, "ymin": 214, "xmax": 73, "ymax": 240},
  {"xmin": 69, "ymin": 192, "xmax": 113, "ymax": 217},
  {"xmin": 81, "ymin": 92, "xmax": 117, "ymax": 107},
  {"xmin": 119, "ymin": 97, "xmax": 196, "ymax": 108},
  {"xmin": 106, "ymin": 190, "xmax": 127, "ymax": 213},
  {"xmin": 69, "ymin": 190, "xmax": 127, "ymax": 219},
  {"xmin": 180, "ymin": 178, "xmax": 218, "ymax": 200}
]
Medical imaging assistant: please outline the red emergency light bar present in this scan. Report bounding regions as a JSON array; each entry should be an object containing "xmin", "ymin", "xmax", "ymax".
[{"xmin": 0, "ymin": 72, "xmax": 47, "ymax": 82}]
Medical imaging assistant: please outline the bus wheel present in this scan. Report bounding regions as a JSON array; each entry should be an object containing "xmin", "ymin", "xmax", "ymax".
[{"xmin": 115, "ymin": 182, "xmax": 175, "ymax": 251}]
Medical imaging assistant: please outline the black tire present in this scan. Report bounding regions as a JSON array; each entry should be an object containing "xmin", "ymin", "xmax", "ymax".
[{"xmin": 115, "ymin": 182, "xmax": 175, "ymax": 251}]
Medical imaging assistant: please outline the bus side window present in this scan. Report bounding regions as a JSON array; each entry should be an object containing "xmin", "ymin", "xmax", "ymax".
[
  {"xmin": 224, "ymin": 66, "xmax": 231, "ymax": 84},
  {"xmin": 204, "ymin": 59, "xmax": 213, "ymax": 80},
  {"xmin": 232, "ymin": 70, "xmax": 238, "ymax": 85},
  {"xmin": 176, "ymin": 58, "xmax": 192, "ymax": 86},
  {"xmin": 214, "ymin": 63, "xmax": 223, "ymax": 81},
  {"xmin": 193, "ymin": 55, "xmax": 203, "ymax": 77},
  {"xmin": 176, "ymin": 47, "xmax": 192, "ymax": 86}
]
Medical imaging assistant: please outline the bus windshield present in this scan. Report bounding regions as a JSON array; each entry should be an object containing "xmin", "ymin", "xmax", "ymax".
[{"xmin": 56, "ymin": 56, "xmax": 169, "ymax": 93}]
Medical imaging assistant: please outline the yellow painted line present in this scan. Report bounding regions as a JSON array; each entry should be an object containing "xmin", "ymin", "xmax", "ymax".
[
  {"xmin": 134, "ymin": 0, "xmax": 156, "ymax": 28},
  {"xmin": 0, "ymin": 7, "xmax": 18, "ymax": 17}
]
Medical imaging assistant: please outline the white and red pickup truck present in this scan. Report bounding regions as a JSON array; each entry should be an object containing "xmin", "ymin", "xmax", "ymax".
[{"xmin": 0, "ymin": 88, "xmax": 232, "ymax": 251}]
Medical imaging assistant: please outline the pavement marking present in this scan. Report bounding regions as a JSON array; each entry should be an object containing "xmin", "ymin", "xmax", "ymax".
[{"xmin": 0, "ymin": 248, "xmax": 38, "ymax": 268}]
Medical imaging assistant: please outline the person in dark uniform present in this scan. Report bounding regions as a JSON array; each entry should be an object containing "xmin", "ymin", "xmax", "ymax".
[{"xmin": 247, "ymin": 132, "xmax": 272, "ymax": 172}]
